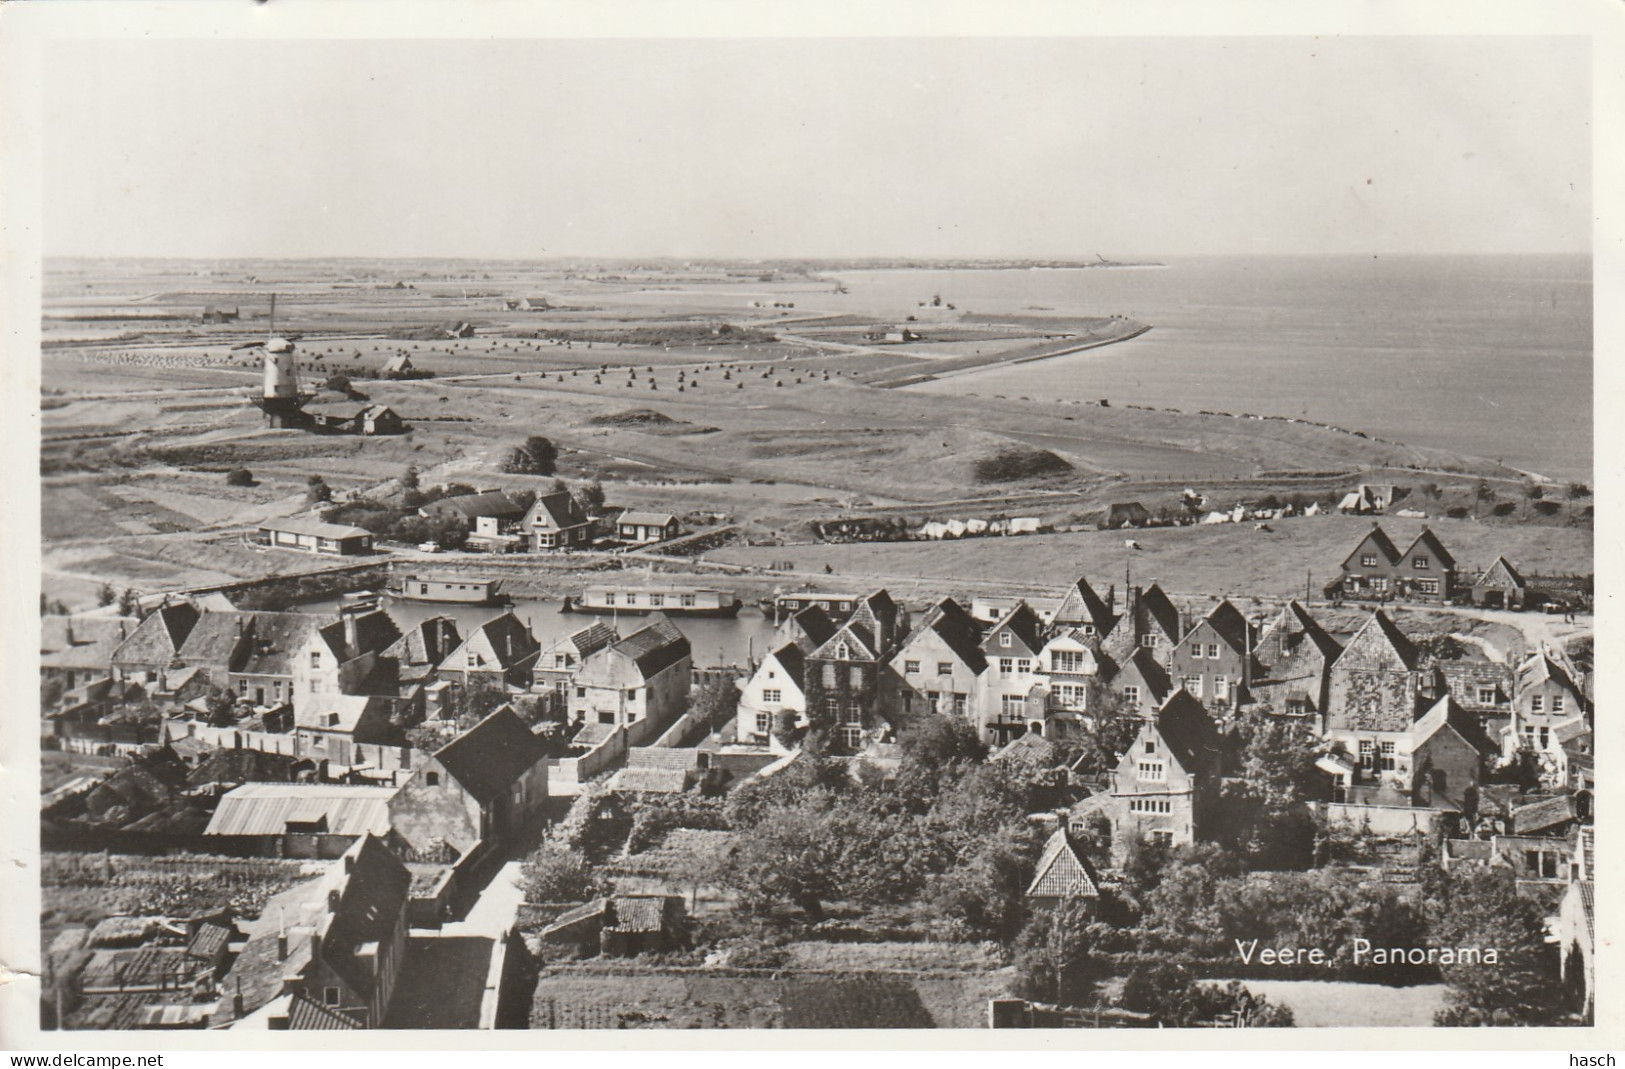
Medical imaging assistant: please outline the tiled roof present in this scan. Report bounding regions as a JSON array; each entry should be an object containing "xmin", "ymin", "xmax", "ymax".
[
  {"xmin": 612, "ymin": 615, "xmax": 691, "ymax": 679},
  {"xmin": 1338, "ymin": 610, "xmax": 1420, "ymax": 671},
  {"xmin": 229, "ymin": 613, "xmax": 328, "ymax": 676},
  {"xmin": 920, "ymin": 599, "xmax": 987, "ymax": 674},
  {"xmin": 784, "ymin": 605, "xmax": 838, "ymax": 650},
  {"xmin": 204, "ymin": 783, "xmax": 395, "ymax": 837},
  {"xmin": 1477, "ymin": 555, "xmax": 1526, "ymax": 588},
  {"xmin": 1197, "ymin": 599, "xmax": 1252, "ymax": 657},
  {"xmin": 287, "ymin": 993, "xmax": 365, "ymax": 1030},
  {"xmin": 814, "ymin": 620, "xmax": 878, "ymax": 662},
  {"xmin": 1511, "ymin": 794, "xmax": 1577, "ymax": 835},
  {"xmin": 606, "ymin": 896, "xmax": 672, "ymax": 932},
  {"xmin": 993, "ymin": 731, "xmax": 1064, "ymax": 772},
  {"xmin": 983, "ymin": 602, "xmax": 1045, "ymax": 657},
  {"xmin": 1153, "ymin": 690, "xmax": 1219, "ymax": 772},
  {"xmin": 617, "ymin": 510, "xmax": 677, "ymax": 527},
  {"xmin": 431, "ymin": 706, "xmax": 547, "ymax": 804},
  {"xmin": 1342, "ymin": 524, "xmax": 1402, "ymax": 568},
  {"xmin": 318, "ymin": 609, "xmax": 402, "ymax": 660},
  {"xmin": 605, "ymin": 766, "xmax": 688, "ymax": 794},
  {"xmin": 525, "ymin": 491, "xmax": 587, "ymax": 530},
  {"xmin": 318, "ymin": 835, "xmax": 412, "ymax": 1006},
  {"xmin": 566, "ymin": 622, "xmax": 620, "ymax": 658},
  {"xmin": 1026, "ymin": 828, "xmax": 1101, "ymax": 899},
  {"xmin": 423, "ymin": 490, "xmax": 525, "ymax": 521},
  {"xmin": 41, "ymin": 616, "xmax": 137, "ymax": 670},
  {"xmin": 295, "ymin": 693, "xmax": 392, "ymax": 735},
  {"xmin": 385, "ymin": 616, "xmax": 462, "ymax": 677},
  {"xmin": 1400, "ymin": 527, "xmax": 1456, "ymax": 570},
  {"xmin": 112, "ymin": 603, "xmax": 200, "ymax": 666},
  {"xmin": 1051, "ymin": 576, "xmax": 1118, "ymax": 634},
  {"xmin": 767, "ymin": 643, "xmax": 806, "ymax": 690},
  {"xmin": 186, "ymin": 921, "xmax": 233, "ymax": 960}
]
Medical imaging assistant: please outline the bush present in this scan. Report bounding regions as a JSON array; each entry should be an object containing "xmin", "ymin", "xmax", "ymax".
[
  {"xmin": 971, "ymin": 446, "xmax": 1072, "ymax": 484},
  {"xmin": 502, "ymin": 435, "xmax": 559, "ymax": 475},
  {"xmin": 521, "ymin": 842, "xmax": 601, "ymax": 903},
  {"xmin": 225, "ymin": 468, "xmax": 254, "ymax": 487}
]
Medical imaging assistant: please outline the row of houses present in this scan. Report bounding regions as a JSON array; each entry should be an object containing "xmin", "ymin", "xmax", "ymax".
[{"xmin": 1333, "ymin": 522, "xmax": 1564, "ymax": 610}]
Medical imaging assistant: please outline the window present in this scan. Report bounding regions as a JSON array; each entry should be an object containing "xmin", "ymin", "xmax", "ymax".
[
  {"xmin": 823, "ymin": 664, "xmax": 838, "ymax": 687},
  {"xmin": 1138, "ymin": 761, "xmax": 1165, "ymax": 782},
  {"xmin": 1151, "ymin": 830, "xmax": 1175, "ymax": 846},
  {"xmin": 1144, "ymin": 739, "xmax": 1156, "ymax": 754},
  {"xmin": 426, "ymin": 771, "xmax": 439, "ymax": 787},
  {"xmin": 819, "ymin": 601, "xmax": 832, "ymax": 611},
  {"xmin": 1206, "ymin": 643, "xmax": 1219, "ymax": 659},
  {"xmin": 680, "ymin": 594, "xmax": 696, "ymax": 608},
  {"xmin": 1359, "ymin": 739, "xmax": 1375, "ymax": 768},
  {"xmin": 1478, "ymin": 686, "xmax": 1497, "ymax": 705},
  {"xmin": 1530, "ymin": 696, "xmax": 1544, "ymax": 713},
  {"xmin": 1015, "ymin": 658, "xmax": 1032, "ymax": 675},
  {"xmin": 1379, "ymin": 740, "xmax": 1396, "ymax": 772},
  {"xmin": 849, "ymin": 666, "xmax": 865, "ymax": 688},
  {"xmin": 598, "ymin": 711, "xmax": 615, "ymax": 724},
  {"xmin": 999, "ymin": 657, "xmax": 1015, "ymax": 675},
  {"xmin": 756, "ymin": 711, "xmax": 772, "ymax": 735},
  {"xmin": 1371, "ymin": 577, "xmax": 1389, "ymax": 592},
  {"xmin": 839, "ymin": 723, "xmax": 864, "ymax": 749},
  {"xmin": 238, "ymin": 679, "xmax": 249, "ymax": 695},
  {"xmin": 1213, "ymin": 676, "xmax": 1228, "ymax": 701},
  {"xmin": 1182, "ymin": 676, "xmax": 1203, "ymax": 698},
  {"xmin": 937, "ymin": 662, "xmax": 953, "ymax": 677},
  {"xmin": 762, "ymin": 688, "xmax": 782, "ymax": 704},
  {"xmin": 1141, "ymin": 634, "xmax": 1159, "ymax": 648},
  {"xmin": 1001, "ymin": 694, "xmax": 1025, "ymax": 716},
  {"xmin": 1053, "ymin": 650, "xmax": 1086, "ymax": 673},
  {"xmin": 309, "ymin": 680, "xmax": 319, "ymax": 693},
  {"xmin": 650, "ymin": 594, "xmax": 665, "ymax": 608},
  {"xmin": 310, "ymin": 651, "xmax": 321, "ymax": 668},
  {"xmin": 1553, "ymin": 694, "xmax": 1566, "ymax": 714},
  {"xmin": 625, "ymin": 594, "xmax": 638, "ymax": 606},
  {"xmin": 904, "ymin": 660, "xmax": 920, "ymax": 675},
  {"xmin": 1413, "ymin": 556, "xmax": 1430, "ymax": 570},
  {"xmin": 327, "ymin": 712, "xmax": 340, "ymax": 726},
  {"xmin": 466, "ymin": 651, "xmax": 478, "ymax": 668},
  {"xmin": 324, "ymin": 987, "xmax": 341, "ymax": 1007},
  {"xmin": 604, "ymin": 593, "xmax": 616, "ymax": 606},
  {"xmin": 1361, "ymin": 554, "xmax": 1379, "ymax": 568},
  {"xmin": 1538, "ymin": 726, "xmax": 1550, "ymax": 749},
  {"xmin": 1123, "ymin": 685, "xmax": 1140, "ymax": 706},
  {"xmin": 1191, "ymin": 644, "xmax": 1204, "ymax": 660},
  {"xmin": 999, "ymin": 632, "xmax": 1012, "ymax": 648},
  {"xmin": 1417, "ymin": 578, "xmax": 1439, "ymax": 595},
  {"xmin": 824, "ymin": 695, "xmax": 841, "ymax": 715},
  {"xmin": 575, "ymin": 686, "xmax": 586, "ymax": 698},
  {"xmin": 953, "ymin": 694, "xmax": 967, "ymax": 715}
]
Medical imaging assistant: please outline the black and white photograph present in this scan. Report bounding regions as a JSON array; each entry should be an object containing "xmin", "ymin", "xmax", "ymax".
[{"xmin": 1, "ymin": 1, "xmax": 1614, "ymax": 1051}]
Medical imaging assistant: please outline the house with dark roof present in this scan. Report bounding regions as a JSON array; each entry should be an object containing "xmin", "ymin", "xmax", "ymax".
[
  {"xmin": 805, "ymin": 617, "xmax": 897, "ymax": 753},
  {"xmin": 1049, "ymin": 576, "xmax": 1120, "ymax": 645},
  {"xmin": 1025, "ymin": 827, "xmax": 1101, "ymax": 910},
  {"xmin": 571, "ymin": 615, "xmax": 692, "ymax": 737},
  {"xmin": 1335, "ymin": 523, "xmax": 1456, "ymax": 603},
  {"xmin": 1099, "ymin": 583, "xmax": 1182, "ymax": 664},
  {"xmin": 1472, "ymin": 555, "xmax": 1529, "ymax": 610},
  {"xmin": 258, "ymin": 516, "xmax": 374, "ymax": 556},
  {"xmin": 438, "ymin": 612, "xmax": 539, "ymax": 689},
  {"xmin": 891, "ymin": 597, "xmax": 986, "ymax": 724},
  {"xmin": 1108, "ymin": 690, "xmax": 1222, "ymax": 863},
  {"xmin": 978, "ymin": 602, "xmax": 1048, "ymax": 745},
  {"xmin": 387, "ymin": 706, "xmax": 549, "ymax": 858},
  {"xmin": 1251, "ymin": 601, "xmax": 1342, "ymax": 717},
  {"xmin": 112, "ymin": 602, "xmax": 202, "ymax": 682},
  {"xmin": 773, "ymin": 603, "xmax": 839, "ymax": 654},
  {"xmin": 738, "ymin": 643, "xmax": 806, "ymax": 743},
  {"xmin": 1324, "ymin": 610, "xmax": 1433, "ymax": 739},
  {"xmin": 293, "ymin": 695, "xmax": 404, "ymax": 766},
  {"xmin": 521, "ymin": 491, "xmax": 593, "ymax": 550},
  {"xmin": 615, "ymin": 510, "xmax": 680, "ymax": 545},
  {"xmin": 1111, "ymin": 647, "xmax": 1174, "ymax": 719},
  {"xmin": 214, "ymin": 833, "xmax": 411, "ymax": 1029},
  {"xmin": 380, "ymin": 616, "xmax": 462, "ymax": 687},
  {"xmin": 1509, "ymin": 652, "xmax": 1589, "ymax": 757},
  {"xmin": 1393, "ymin": 528, "xmax": 1457, "ymax": 602},
  {"xmin": 291, "ymin": 602, "xmax": 403, "ymax": 714},
  {"xmin": 1337, "ymin": 523, "xmax": 1403, "ymax": 599},
  {"xmin": 1167, "ymin": 599, "xmax": 1257, "ymax": 712},
  {"xmin": 419, "ymin": 489, "xmax": 526, "ymax": 527}
]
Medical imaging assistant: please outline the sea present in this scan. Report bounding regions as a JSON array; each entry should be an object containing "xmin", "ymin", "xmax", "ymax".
[{"xmin": 833, "ymin": 255, "xmax": 1592, "ymax": 483}]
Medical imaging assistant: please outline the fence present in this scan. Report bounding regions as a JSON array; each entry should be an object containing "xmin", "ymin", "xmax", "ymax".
[{"xmin": 549, "ymin": 724, "xmax": 630, "ymax": 791}]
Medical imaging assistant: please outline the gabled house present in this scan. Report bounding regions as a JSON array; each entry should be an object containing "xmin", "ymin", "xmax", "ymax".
[
  {"xmin": 291, "ymin": 603, "xmax": 403, "ymax": 713},
  {"xmin": 522, "ymin": 492, "xmax": 593, "ymax": 551},
  {"xmin": 378, "ymin": 616, "xmax": 462, "ymax": 687},
  {"xmin": 1036, "ymin": 628, "xmax": 1111, "ymax": 736},
  {"xmin": 978, "ymin": 602, "xmax": 1048, "ymax": 744},
  {"xmin": 387, "ymin": 706, "xmax": 549, "ymax": 858},
  {"xmin": 294, "ymin": 695, "xmax": 403, "ymax": 767},
  {"xmin": 41, "ymin": 615, "xmax": 136, "ymax": 695},
  {"xmin": 112, "ymin": 602, "xmax": 202, "ymax": 682},
  {"xmin": 1025, "ymin": 827, "xmax": 1101, "ymax": 911},
  {"xmin": 1108, "ymin": 691, "xmax": 1222, "ymax": 862},
  {"xmin": 1048, "ymin": 576, "xmax": 1119, "ymax": 646},
  {"xmin": 533, "ymin": 622, "xmax": 620, "ymax": 696},
  {"xmin": 438, "ymin": 612, "xmax": 539, "ymax": 689},
  {"xmin": 1393, "ymin": 528, "xmax": 1456, "ymax": 603},
  {"xmin": 212, "ymin": 833, "xmax": 411, "ymax": 1029},
  {"xmin": 805, "ymin": 618, "xmax": 896, "ymax": 752},
  {"xmin": 891, "ymin": 598, "xmax": 986, "ymax": 723},
  {"xmin": 1111, "ymin": 647, "xmax": 1173, "ymax": 719},
  {"xmin": 1509, "ymin": 653, "xmax": 1589, "ymax": 756},
  {"xmin": 419, "ymin": 490, "xmax": 526, "ymax": 529},
  {"xmin": 1251, "ymin": 601, "xmax": 1342, "ymax": 716},
  {"xmin": 1167, "ymin": 599, "xmax": 1256, "ymax": 712},
  {"xmin": 1337, "ymin": 523, "xmax": 1403, "ymax": 599},
  {"xmin": 1099, "ymin": 583, "xmax": 1182, "ymax": 664},
  {"xmin": 571, "ymin": 615, "xmax": 692, "ymax": 734},
  {"xmin": 737, "ymin": 643, "xmax": 807, "ymax": 743},
  {"xmin": 1324, "ymin": 610, "xmax": 1433, "ymax": 740},
  {"xmin": 1472, "ymin": 555, "xmax": 1528, "ymax": 610}
]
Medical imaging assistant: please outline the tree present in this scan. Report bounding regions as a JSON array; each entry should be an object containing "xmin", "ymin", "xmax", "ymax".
[
  {"xmin": 896, "ymin": 714, "xmax": 987, "ymax": 771},
  {"xmin": 117, "ymin": 588, "xmax": 140, "ymax": 617},
  {"xmin": 1429, "ymin": 867, "xmax": 1567, "ymax": 1025},
  {"xmin": 690, "ymin": 675, "xmax": 740, "ymax": 737},
  {"xmin": 1566, "ymin": 481, "xmax": 1591, "ymax": 500},
  {"xmin": 306, "ymin": 476, "xmax": 332, "ymax": 504},
  {"xmin": 521, "ymin": 842, "xmax": 600, "ymax": 903},
  {"xmin": 323, "ymin": 372, "xmax": 354, "ymax": 396},
  {"xmin": 1070, "ymin": 697, "xmax": 1141, "ymax": 778},
  {"xmin": 96, "ymin": 583, "xmax": 117, "ymax": 607},
  {"xmin": 226, "ymin": 468, "xmax": 254, "ymax": 487},
  {"xmin": 502, "ymin": 435, "xmax": 558, "ymax": 475},
  {"xmin": 1217, "ymin": 711, "xmax": 1322, "ymax": 868},
  {"xmin": 1012, "ymin": 898, "xmax": 1100, "ymax": 1005},
  {"xmin": 205, "ymin": 686, "xmax": 238, "ymax": 727},
  {"xmin": 722, "ymin": 793, "xmax": 846, "ymax": 919},
  {"xmin": 402, "ymin": 465, "xmax": 420, "ymax": 491},
  {"xmin": 510, "ymin": 487, "xmax": 537, "ymax": 514},
  {"xmin": 930, "ymin": 835, "xmax": 1036, "ymax": 943},
  {"xmin": 575, "ymin": 480, "xmax": 607, "ymax": 515}
]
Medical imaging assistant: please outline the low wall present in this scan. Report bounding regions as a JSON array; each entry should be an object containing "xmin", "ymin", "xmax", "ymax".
[
  {"xmin": 1314, "ymin": 801, "xmax": 1450, "ymax": 836},
  {"xmin": 161, "ymin": 721, "xmax": 417, "ymax": 778}
]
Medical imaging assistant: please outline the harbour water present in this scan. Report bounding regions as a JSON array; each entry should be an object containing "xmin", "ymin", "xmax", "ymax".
[{"xmin": 836, "ymin": 255, "xmax": 1592, "ymax": 483}]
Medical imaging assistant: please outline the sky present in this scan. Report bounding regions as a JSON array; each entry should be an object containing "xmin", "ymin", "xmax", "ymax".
[{"xmin": 42, "ymin": 35, "xmax": 1591, "ymax": 260}]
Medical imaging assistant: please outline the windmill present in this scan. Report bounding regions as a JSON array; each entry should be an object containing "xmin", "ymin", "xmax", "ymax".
[{"xmin": 234, "ymin": 294, "xmax": 313, "ymax": 428}]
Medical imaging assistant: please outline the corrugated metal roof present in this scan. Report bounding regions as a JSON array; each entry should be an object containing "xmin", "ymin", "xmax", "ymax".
[{"xmin": 204, "ymin": 784, "xmax": 395, "ymax": 837}]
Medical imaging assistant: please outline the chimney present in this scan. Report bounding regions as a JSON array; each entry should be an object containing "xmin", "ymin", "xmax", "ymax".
[
  {"xmin": 343, "ymin": 609, "xmax": 359, "ymax": 657},
  {"xmin": 233, "ymin": 977, "xmax": 245, "ymax": 1018},
  {"xmin": 328, "ymin": 889, "xmax": 341, "ymax": 912},
  {"xmin": 277, "ymin": 930, "xmax": 288, "ymax": 961},
  {"xmin": 65, "ymin": 621, "xmax": 75, "ymax": 646}
]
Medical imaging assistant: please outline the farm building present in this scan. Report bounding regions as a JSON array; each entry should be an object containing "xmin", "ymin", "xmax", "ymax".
[
  {"xmin": 1472, "ymin": 555, "xmax": 1529, "ymax": 610},
  {"xmin": 615, "ymin": 510, "xmax": 680, "ymax": 545},
  {"xmin": 258, "ymin": 517, "xmax": 374, "ymax": 556}
]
